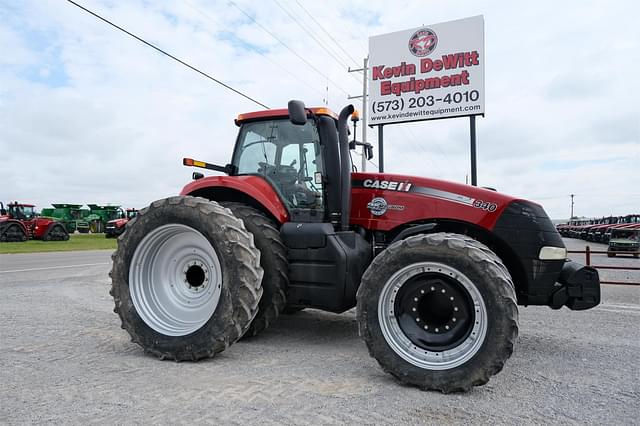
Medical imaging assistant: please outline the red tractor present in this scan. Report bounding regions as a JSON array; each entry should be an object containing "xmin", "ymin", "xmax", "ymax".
[
  {"xmin": 0, "ymin": 202, "xmax": 69, "ymax": 242},
  {"xmin": 105, "ymin": 208, "xmax": 138, "ymax": 238},
  {"xmin": 110, "ymin": 101, "xmax": 600, "ymax": 392}
]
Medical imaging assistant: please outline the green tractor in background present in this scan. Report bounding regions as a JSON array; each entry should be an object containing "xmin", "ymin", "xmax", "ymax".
[
  {"xmin": 86, "ymin": 204, "xmax": 124, "ymax": 233},
  {"xmin": 40, "ymin": 203, "xmax": 90, "ymax": 233}
]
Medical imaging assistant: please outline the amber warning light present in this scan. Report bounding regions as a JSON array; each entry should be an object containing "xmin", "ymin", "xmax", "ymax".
[
  {"xmin": 183, "ymin": 157, "xmax": 231, "ymax": 174},
  {"xmin": 183, "ymin": 158, "xmax": 207, "ymax": 168}
]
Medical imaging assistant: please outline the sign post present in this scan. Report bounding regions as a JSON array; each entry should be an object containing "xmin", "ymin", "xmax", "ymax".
[
  {"xmin": 368, "ymin": 16, "xmax": 485, "ymax": 183},
  {"xmin": 378, "ymin": 125, "xmax": 384, "ymax": 172},
  {"xmin": 470, "ymin": 115, "xmax": 477, "ymax": 186}
]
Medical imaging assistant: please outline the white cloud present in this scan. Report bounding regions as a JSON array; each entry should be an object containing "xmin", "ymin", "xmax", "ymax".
[{"xmin": 0, "ymin": 0, "xmax": 638, "ymax": 221}]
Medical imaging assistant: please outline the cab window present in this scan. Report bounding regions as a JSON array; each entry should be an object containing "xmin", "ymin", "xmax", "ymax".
[{"xmin": 233, "ymin": 119, "xmax": 323, "ymax": 210}]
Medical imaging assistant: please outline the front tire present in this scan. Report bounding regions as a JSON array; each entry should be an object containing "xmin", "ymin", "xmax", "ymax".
[
  {"xmin": 110, "ymin": 196, "xmax": 263, "ymax": 360},
  {"xmin": 357, "ymin": 233, "xmax": 518, "ymax": 393}
]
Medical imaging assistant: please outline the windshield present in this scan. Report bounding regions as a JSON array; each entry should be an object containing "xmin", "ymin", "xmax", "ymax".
[
  {"xmin": 232, "ymin": 119, "xmax": 323, "ymax": 210},
  {"xmin": 9, "ymin": 205, "xmax": 35, "ymax": 219},
  {"xmin": 611, "ymin": 230, "xmax": 639, "ymax": 240}
]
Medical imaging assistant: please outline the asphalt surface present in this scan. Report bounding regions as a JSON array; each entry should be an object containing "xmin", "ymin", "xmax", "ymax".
[{"xmin": 0, "ymin": 242, "xmax": 638, "ymax": 425}]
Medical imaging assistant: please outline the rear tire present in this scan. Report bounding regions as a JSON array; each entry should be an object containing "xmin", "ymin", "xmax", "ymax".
[
  {"xmin": 221, "ymin": 202, "xmax": 288, "ymax": 337},
  {"xmin": 110, "ymin": 196, "xmax": 263, "ymax": 360},
  {"xmin": 357, "ymin": 233, "xmax": 518, "ymax": 393}
]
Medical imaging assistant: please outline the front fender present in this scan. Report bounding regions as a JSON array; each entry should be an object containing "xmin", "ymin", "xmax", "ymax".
[{"xmin": 180, "ymin": 175, "xmax": 289, "ymax": 223}]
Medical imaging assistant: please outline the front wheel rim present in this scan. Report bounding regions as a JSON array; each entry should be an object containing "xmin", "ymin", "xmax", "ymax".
[
  {"xmin": 378, "ymin": 262, "xmax": 487, "ymax": 370},
  {"xmin": 129, "ymin": 224, "xmax": 223, "ymax": 337}
]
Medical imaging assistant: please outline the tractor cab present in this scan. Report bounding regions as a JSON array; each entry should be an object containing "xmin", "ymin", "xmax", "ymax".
[
  {"xmin": 8, "ymin": 203, "xmax": 36, "ymax": 220},
  {"xmin": 228, "ymin": 102, "xmax": 370, "ymax": 311},
  {"xmin": 232, "ymin": 112, "xmax": 325, "ymax": 214},
  {"xmin": 231, "ymin": 104, "xmax": 351, "ymax": 227}
]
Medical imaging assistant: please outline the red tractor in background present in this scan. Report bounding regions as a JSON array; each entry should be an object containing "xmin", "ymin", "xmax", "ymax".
[
  {"xmin": 105, "ymin": 208, "xmax": 138, "ymax": 238},
  {"xmin": 0, "ymin": 202, "xmax": 69, "ymax": 242},
  {"xmin": 110, "ymin": 101, "xmax": 600, "ymax": 393}
]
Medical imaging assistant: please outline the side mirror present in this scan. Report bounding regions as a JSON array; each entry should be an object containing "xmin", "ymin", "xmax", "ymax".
[
  {"xmin": 366, "ymin": 145, "xmax": 374, "ymax": 160},
  {"xmin": 288, "ymin": 100, "xmax": 307, "ymax": 125}
]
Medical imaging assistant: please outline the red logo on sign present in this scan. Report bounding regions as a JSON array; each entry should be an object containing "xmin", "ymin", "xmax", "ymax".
[{"xmin": 408, "ymin": 28, "xmax": 438, "ymax": 57}]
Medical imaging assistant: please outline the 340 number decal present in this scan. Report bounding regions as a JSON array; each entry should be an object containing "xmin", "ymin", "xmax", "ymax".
[{"xmin": 473, "ymin": 199, "xmax": 497, "ymax": 212}]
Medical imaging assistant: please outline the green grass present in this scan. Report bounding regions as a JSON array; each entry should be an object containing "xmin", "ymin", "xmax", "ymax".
[{"xmin": 0, "ymin": 233, "xmax": 117, "ymax": 254}]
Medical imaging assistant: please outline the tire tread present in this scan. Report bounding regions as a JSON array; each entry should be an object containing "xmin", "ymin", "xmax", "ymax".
[
  {"xmin": 357, "ymin": 232, "xmax": 518, "ymax": 393},
  {"xmin": 110, "ymin": 196, "xmax": 263, "ymax": 361}
]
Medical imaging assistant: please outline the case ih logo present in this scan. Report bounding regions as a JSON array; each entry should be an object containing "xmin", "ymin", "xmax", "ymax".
[
  {"xmin": 408, "ymin": 28, "xmax": 438, "ymax": 57},
  {"xmin": 367, "ymin": 197, "xmax": 405, "ymax": 216}
]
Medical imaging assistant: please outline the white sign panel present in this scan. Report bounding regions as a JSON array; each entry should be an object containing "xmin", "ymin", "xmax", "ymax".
[{"xmin": 368, "ymin": 16, "xmax": 484, "ymax": 125}]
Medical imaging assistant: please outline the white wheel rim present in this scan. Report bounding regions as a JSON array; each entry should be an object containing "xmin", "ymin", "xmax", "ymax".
[
  {"xmin": 129, "ymin": 224, "xmax": 223, "ymax": 337},
  {"xmin": 378, "ymin": 262, "xmax": 488, "ymax": 370}
]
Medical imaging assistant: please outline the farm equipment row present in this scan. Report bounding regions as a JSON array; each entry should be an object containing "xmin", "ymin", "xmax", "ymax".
[
  {"xmin": 41, "ymin": 204, "xmax": 128, "ymax": 234},
  {"xmin": 557, "ymin": 215, "xmax": 640, "ymax": 258},
  {"xmin": 557, "ymin": 215, "xmax": 640, "ymax": 242},
  {"xmin": 0, "ymin": 202, "xmax": 138, "ymax": 242}
]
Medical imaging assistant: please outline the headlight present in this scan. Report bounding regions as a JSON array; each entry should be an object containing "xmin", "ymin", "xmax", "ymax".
[{"xmin": 539, "ymin": 246, "xmax": 567, "ymax": 260}]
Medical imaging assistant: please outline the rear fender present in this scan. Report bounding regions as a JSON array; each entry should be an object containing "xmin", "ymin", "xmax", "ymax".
[{"xmin": 180, "ymin": 175, "xmax": 289, "ymax": 224}]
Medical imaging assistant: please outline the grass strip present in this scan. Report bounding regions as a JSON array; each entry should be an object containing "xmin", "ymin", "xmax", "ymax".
[{"xmin": 0, "ymin": 233, "xmax": 117, "ymax": 254}]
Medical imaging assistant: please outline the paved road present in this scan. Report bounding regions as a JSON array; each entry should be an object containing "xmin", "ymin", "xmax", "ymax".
[
  {"xmin": 0, "ymin": 250, "xmax": 111, "ymax": 274},
  {"xmin": 0, "ymin": 245, "xmax": 638, "ymax": 425}
]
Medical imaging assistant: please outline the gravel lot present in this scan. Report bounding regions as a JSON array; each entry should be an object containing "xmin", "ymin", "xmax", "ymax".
[{"xmin": 0, "ymin": 241, "xmax": 638, "ymax": 425}]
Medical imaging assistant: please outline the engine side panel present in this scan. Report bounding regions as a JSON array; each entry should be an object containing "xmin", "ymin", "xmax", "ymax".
[{"xmin": 350, "ymin": 172, "xmax": 520, "ymax": 232}]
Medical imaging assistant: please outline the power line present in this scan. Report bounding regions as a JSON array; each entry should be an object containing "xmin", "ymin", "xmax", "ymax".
[
  {"xmin": 293, "ymin": 0, "xmax": 363, "ymax": 67},
  {"xmin": 183, "ymin": 0, "xmax": 326, "ymax": 99},
  {"xmin": 400, "ymin": 126, "xmax": 446, "ymax": 176},
  {"xmin": 65, "ymin": 0, "xmax": 269, "ymax": 109},
  {"xmin": 228, "ymin": 0, "xmax": 350, "ymax": 96},
  {"xmin": 353, "ymin": 150, "xmax": 379, "ymax": 170},
  {"xmin": 271, "ymin": 0, "xmax": 361, "ymax": 84}
]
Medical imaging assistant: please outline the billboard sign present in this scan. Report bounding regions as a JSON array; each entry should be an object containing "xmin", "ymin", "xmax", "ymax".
[{"xmin": 369, "ymin": 16, "xmax": 485, "ymax": 125}]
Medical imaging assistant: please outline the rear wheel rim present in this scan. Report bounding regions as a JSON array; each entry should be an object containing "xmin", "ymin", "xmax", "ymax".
[
  {"xmin": 129, "ymin": 224, "xmax": 223, "ymax": 337},
  {"xmin": 378, "ymin": 262, "xmax": 487, "ymax": 370}
]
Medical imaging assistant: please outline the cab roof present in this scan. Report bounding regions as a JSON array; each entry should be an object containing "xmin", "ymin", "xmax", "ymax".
[{"xmin": 235, "ymin": 107, "xmax": 338, "ymax": 126}]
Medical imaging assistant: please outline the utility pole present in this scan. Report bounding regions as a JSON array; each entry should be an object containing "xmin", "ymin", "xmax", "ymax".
[
  {"xmin": 570, "ymin": 194, "xmax": 575, "ymax": 219},
  {"xmin": 348, "ymin": 56, "xmax": 368, "ymax": 171}
]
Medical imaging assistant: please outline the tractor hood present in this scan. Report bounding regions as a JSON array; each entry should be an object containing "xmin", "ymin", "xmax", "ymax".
[
  {"xmin": 107, "ymin": 218, "xmax": 128, "ymax": 227},
  {"xmin": 350, "ymin": 172, "xmax": 524, "ymax": 232}
]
